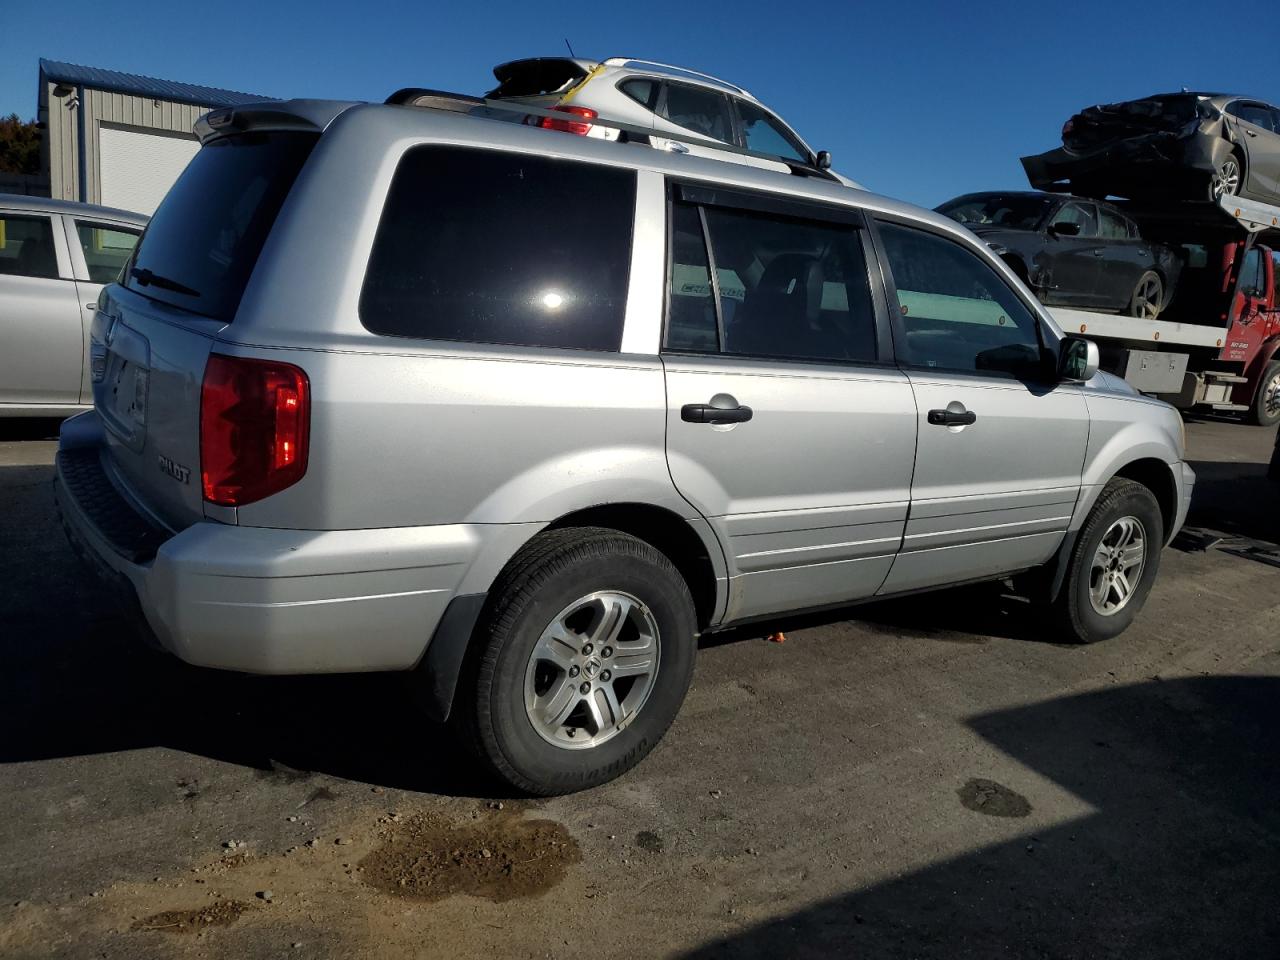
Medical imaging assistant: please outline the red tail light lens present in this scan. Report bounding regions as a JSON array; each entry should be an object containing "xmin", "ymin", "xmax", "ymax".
[
  {"xmin": 200, "ymin": 354, "xmax": 310, "ymax": 506},
  {"xmin": 536, "ymin": 105, "xmax": 597, "ymax": 136}
]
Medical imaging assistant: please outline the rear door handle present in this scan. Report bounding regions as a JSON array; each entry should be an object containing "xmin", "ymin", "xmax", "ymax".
[
  {"xmin": 928, "ymin": 408, "xmax": 977, "ymax": 427},
  {"xmin": 682, "ymin": 401, "xmax": 753, "ymax": 424},
  {"xmin": 1246, "ymin": 129, "xmax": 1257, "ymax": 138}
]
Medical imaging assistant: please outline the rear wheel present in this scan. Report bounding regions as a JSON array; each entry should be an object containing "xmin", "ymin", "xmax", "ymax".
[
  {"xmin": 1127, "ymin": 271, "xmax": 1163, "ymax": 319},
  {"xmin": 455, "ymin": 527, "xmax": 697, "ymax": 795},
  {"xmin": 1248, "ymin": 360, "xmax": 1280, "ymax": 427},
  {"xmin": 1049, "ymin": 478, "xmax": 1164, "ymax": 644},
  {"xmin": 1208, "ymin": 153, "xmax": 1243, "ymax": 200}
]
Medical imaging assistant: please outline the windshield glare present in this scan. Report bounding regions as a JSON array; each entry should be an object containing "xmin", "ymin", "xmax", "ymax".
[{"xmin": 939, "ymin": 196, "xmax": 1055, "ymax": 231}]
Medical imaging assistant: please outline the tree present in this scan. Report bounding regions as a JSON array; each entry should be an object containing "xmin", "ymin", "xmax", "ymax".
[{"xmin": 0, "ymin": 115, "xmax": 41, "ymax": 175}]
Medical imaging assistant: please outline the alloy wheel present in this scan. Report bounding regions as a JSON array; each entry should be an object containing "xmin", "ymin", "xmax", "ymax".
[
  {"xmin": 1211, "ymin": 157, "xmax": 1241, "ymax": 199},
  {"xmin": 1132, "ymin": 276, "xmax": 1161, "ymax": 319},
  {"xmin": 523, "ymin": 590, "xmax": 660, "ymax": 750},
  {"xmin": 1088, "ymin": 516, "xmax": 1147, "ymax": 616}
]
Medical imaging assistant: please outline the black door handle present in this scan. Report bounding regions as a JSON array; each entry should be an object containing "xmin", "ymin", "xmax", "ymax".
[
  {"xmin": 682, "ymin": 403, "xmax": 753, "ymax": 424},
  {"xmin": 928, "ymin": 408, "xmax": 977, "ymax": 427}
]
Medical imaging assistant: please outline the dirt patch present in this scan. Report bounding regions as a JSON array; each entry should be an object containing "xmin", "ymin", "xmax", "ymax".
[
  {"xmin": 131, "ymin": 899, "xmax": 253, "ymax": 934},
  {"xmin": 635, "ymin": 830, "xmax": 664, "ymax": 853},
  {"xmin": 360, "ymin": 811, "xmax": 579, "ymax": 903},
  {"xmin": 958, "ymin": 778, "xmax": 1032, "ymax": 817}
]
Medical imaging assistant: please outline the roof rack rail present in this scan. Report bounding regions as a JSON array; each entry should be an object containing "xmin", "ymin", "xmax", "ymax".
[
  {"xmin": 599, "ymin": 58, "xmax": 753, "ymax": 99},
  {"xmin": 384, "ymin": 86, "xmax": 838, "ymax": 182}
]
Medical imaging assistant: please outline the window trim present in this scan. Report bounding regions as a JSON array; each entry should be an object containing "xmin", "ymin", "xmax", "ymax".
[
  {"xmin": 868, "ymin": 213, "xmax": 1059, "ymax": 384},
  {"xmin": 660, "ymin": 178, "xmax": 895, "ymax": 368}
]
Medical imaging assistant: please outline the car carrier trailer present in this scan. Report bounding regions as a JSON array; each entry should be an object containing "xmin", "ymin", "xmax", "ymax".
[{"xmin": 1044, "ymin": 194, "xmax": 1280, "ymax": 426}]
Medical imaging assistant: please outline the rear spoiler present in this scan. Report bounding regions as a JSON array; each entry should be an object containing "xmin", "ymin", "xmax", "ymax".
[
  {"xmin": 384, "ymin": 87, "xmax": 839, "ymax": 182},
  {"xmin": 195, "ymin": 99, "xmax": 357, "ymax": 143}
]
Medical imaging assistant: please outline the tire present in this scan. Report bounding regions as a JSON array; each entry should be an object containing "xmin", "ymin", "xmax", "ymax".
[
  {"xmin": 454, "ymin": 527, "xmax": 697, "ymax": 795},
  {"xmin": 1208, "ymin": 152, "xmax": 1243, "ymax": 201},
  {"xmin": 1127, "ymin": 271, "xmax": 1163, "ymax": 319},
  {"xmin": 1248, "ymin": 360, "xmax": 1280, "ymax": 427},
  {"xmin": 1050, "ymin": 478, "xmax": 1164, "ymax": 644}
]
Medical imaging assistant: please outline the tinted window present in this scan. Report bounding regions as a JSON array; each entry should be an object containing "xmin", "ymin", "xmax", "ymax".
[
  {"xmin": 125, "ymin": 131, "xmax": 317, "ymax": 321},
  {"xmin": 1097, "ymin": 207, "xmax": 1129, "ymax": 240},
  {"xmin": 878, "ymin": 222, "xmax": 1044, "ymax": 378},
  {"xmin": 1240, "ymin": 247, "xmax": 1266, "ymax": 296},
  {"xmin": 0, "ymin": 214, "xmax": 58, "ymax": 279},
  {"xmin": 76, "ymin": 222, "xmax": 140, "ymax": 283},
  {"xmin": 619, "ymin": 78, "xmax": 656, "ymax": 108},
  {"xmin": 1228, "ymin": 102, "xmax": 1275, "ymax": 131},
  {"xmin": 361, "ymin": 147, "xmax": 635, "ymax": 351},
  {"xmin": 736, "ymin": 100, "xmax": 807, "ymax": 162},
  {"xmin": 665, "ymin": 201, "xmax": 877, "ymax": 363},
  {"xmin": 1052, "ymin": 202, "xmax": 1097, "ymax": 237},
  {"xmin": 666, "ymin": 203, "xmax": 718, "ymax": 352},
  {"xmin": 660, "ymin": 84, "xmax": 733, "ymax": 142}
]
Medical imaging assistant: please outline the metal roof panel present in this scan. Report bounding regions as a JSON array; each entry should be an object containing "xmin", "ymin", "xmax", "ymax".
[{"xmin": 39, "ymin": 58, "xmax": 273, "ymax": 108}]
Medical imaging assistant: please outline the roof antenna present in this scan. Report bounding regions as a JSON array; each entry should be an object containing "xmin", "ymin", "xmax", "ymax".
[{"xmin": 565, "ymin": 37, "xmax": 577, "ymax": 58}]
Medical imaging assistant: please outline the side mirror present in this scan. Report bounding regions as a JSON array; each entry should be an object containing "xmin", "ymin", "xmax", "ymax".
[
  {"xmin": 1059, "ymin": 336, "xmax": 1099, "ymax": 382},
  {"xmin": 1049, "ymin": 221, "xmax": 1081, "ymax": 237},
  {"xmin": 815, "ymin": 150, "xmax": 832, "ymax": 171}
]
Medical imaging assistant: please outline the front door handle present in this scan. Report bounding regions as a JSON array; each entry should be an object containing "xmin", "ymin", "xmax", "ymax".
[
  {"xmin": 928, "ymin": 408, "xmax": 977, "ymax": 427},
  {"xmin": 682, "ymin": 397, "xmax": 753, "ymax": 424}
]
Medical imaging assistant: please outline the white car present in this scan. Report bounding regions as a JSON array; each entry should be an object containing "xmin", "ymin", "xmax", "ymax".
[{"xmin": 484, "ymin": 56, "xmax": 856, "ymax": 183}]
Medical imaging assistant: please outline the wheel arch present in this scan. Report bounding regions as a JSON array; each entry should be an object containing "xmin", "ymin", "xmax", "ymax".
[{"xmin": 1110, "ymin": 457, "xmax": 1178, "ymax": 540}]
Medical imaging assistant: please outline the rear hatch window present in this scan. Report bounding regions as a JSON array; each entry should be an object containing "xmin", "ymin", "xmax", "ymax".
[
  {"xmin": 123, "ymin": 131, "xmax": 317, "ymax": 321},
  {"xmin": 487, "ymin": 58, "xmax": 590, "ymax": 99}
]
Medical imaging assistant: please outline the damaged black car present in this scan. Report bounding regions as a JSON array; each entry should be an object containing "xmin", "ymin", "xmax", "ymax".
[
  {"xmin": 1022, "ymin": 93, "xmax": 1280, "ymax": 204},
  {"xmin": 937, "ymin": 191, "xmax": 1182, "ymax": 318}
]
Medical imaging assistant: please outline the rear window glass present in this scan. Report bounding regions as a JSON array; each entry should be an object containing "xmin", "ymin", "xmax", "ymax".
[
  {"xmin": 124, "ymin": 131, "xmax": 317, "ymax": 321},
  {"xmin": 359, "ymin": 146, "xmax": 635, "ymax": 352}
]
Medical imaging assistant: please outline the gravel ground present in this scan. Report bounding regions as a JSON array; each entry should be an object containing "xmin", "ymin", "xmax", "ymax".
[{"xmin": 0, "ymin": 417, "xmax": 1276, "ymax": 959}]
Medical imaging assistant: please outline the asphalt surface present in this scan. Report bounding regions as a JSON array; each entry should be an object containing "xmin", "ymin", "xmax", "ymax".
[{"xmin": 0, "ymin": 416, "xmax": 1277, "ymax": 959}]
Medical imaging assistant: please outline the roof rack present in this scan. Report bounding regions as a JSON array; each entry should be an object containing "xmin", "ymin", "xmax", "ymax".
[
  {"xmin": 384, "ymin": 87, "xmax": 837, "ymax": 181},
  {"xmin": 599, "ymin": 58, "xmax": 754, "ymax": 100}
]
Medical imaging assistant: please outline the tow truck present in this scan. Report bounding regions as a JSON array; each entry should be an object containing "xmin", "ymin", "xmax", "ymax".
[{"xmin": 1044, "ymin": 194, "xmax": 1280, "ymax": 426}]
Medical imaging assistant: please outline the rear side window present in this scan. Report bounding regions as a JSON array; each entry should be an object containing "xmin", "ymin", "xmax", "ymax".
[
  {"xmin": 1097, "ymin": 207, "xmax": 1129, "ymax": 240},
  {"xmin": 660, "ymin": 84, "xmax": 733, "ymax": 143},
  {"xmin": 124, "ymin": 131, "xmax": 317, "ymax": 321},
  {"xmin": 619, "ymin": 78, "xmax": 657, "ymax": 108},
  {"xmin": 76, "ymin": 222, "xmax": 140, "ymax": 283},
  {"xmin": 0, "ymin": 214, "xmax": 57, "ymax": 279},
  {"xmin": 360, "ymin": 147, "xmax": 635, "ymax": 351},
  {"xmin": 665, "ymin": 200, "xmax": 878, "ymax": 364}
]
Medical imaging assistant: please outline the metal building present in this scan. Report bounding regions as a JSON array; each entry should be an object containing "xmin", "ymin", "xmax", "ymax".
[{"xmin": 37, "ymin": 58, "xmax": 270, "ymax": 215}]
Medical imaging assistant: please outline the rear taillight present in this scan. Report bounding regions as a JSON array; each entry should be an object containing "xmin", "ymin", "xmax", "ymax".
[
  {"xmin": 535, "ymin": 105, "xmax": 597, "ymax": 136},
  {"xmin": 200, "ymin": 354, "xmax": 310, "ymax": 506}
]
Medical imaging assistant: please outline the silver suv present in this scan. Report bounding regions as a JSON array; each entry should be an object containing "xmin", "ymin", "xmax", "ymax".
[{"xmin": 55, "ymin": 95, "xmax": 1194, "ymax": 795}]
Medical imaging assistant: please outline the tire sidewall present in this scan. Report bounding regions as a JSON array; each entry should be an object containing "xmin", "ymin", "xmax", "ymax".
[
  {"xmin": 483, "ymin": 547, "xmax": 696, "ymax": 792},
  {"xmin": 1252, "ymin": 361, "xmax": 1280, "ymax": 428},
  {"xmin": 1066, "ymin": 485, "xmax": 1164, "ymax": 642}
]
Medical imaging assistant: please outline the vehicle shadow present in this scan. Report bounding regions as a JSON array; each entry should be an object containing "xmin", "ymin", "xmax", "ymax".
[
  {"xmin": 0, "ymin": 459, "xmax": 494, "ymax": 797},
  {"xmin": 682, "ymin": 674, "xmax": 1280, "ymax": 959},
  {"xmin": 1181, "ymin": 456, "xmax": 1280, "ymax": 545},
  {"xmin": 0, "ymin": 417, "xmax": 64, "ymax": 442}
]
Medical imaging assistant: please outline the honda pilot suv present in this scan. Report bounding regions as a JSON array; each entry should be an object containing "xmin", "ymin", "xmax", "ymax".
[{"xmin": 56, "ymin": 95, "xmax": 1194, "ymax": 795}]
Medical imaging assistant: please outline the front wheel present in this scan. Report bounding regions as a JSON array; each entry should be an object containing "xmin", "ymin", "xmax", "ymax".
[
  {"xmin": 1248, "ymin": 360, "xmax": 1280, "ymax": 427},
  {"xmin": 1208, "ymin": 153, "xmax": 1243, "ymax": 201},
  {"xmin": 1049, "ymin": 479, "xmax": 1164, "ymax": 644},
  {"xmin": 455, "ymin": 527, "xmax": 697, "ymax": 795},
  {"xmin": 1127, "ymin": 271, "xmax": 1163, "ymax": 319}
]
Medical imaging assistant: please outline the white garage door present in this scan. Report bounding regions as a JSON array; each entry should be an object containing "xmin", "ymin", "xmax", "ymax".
[{"xmin": 99, "ymin": 126, "xmax": 201, "ymax": 216}]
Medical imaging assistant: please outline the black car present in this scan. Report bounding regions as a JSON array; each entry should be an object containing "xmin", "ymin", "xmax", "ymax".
[
  {"xmin": 936, "ymin": 192, "xmax": 1182, "ymax": 318},
  {"xmin": 1022, "ymin": 93, "xmax": 1280, "ymax": 204}
]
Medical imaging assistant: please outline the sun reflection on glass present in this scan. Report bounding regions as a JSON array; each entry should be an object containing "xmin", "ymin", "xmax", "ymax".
[{"xmin": 540, "ymin": 290, "xmax": 565, "ymax": 310}]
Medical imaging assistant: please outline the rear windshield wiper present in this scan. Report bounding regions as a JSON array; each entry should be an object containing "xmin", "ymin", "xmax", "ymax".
[{"xmin": 130, "ymin": 267, "xmax": 200, "ymax": 297}]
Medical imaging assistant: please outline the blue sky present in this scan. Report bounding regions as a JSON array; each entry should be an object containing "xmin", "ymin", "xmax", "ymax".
[{"xmin": 2, "ymin": 0, "xmax": 1277, "ymax": 207}]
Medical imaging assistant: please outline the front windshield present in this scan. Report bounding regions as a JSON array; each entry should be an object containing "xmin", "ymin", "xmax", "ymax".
[{"xmin": 938, "ymin": 195, "xmax": 1056, "ymax": 231}]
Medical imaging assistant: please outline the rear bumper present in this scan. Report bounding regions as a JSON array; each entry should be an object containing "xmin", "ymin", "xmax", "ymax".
[{"xmin": 54, "ymin": 413, "xmax": 496, "ymax": 674}]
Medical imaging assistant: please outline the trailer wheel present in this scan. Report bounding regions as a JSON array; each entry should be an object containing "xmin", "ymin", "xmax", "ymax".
[
  {"xmin": 1248, "ymin": 360, "xmax": 1280, "ymax": 427},
  {"xmin": 1127, "ymin": 272, "xmax": 1163, "ymax": 320}
]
